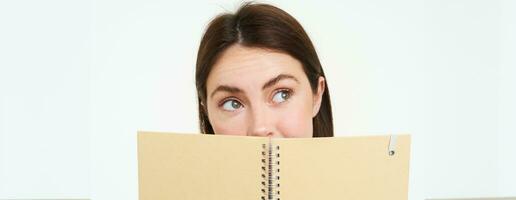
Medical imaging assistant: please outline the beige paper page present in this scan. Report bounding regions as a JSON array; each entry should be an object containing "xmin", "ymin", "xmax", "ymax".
[
  {"xmin": 138, "ymin": 131, "xmax": 266, "ymax": 200},
  {"xmin": 276, "ymin": 135, "xmax": 411, "ymax": 200}
]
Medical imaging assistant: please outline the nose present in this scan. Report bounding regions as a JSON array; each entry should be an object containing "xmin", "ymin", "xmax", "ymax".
[{"xmin": 247, "ymin": 106, "xmax": 276, "ymax": 137}]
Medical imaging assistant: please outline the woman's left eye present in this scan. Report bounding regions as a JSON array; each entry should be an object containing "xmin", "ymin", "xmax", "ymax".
[{"xmin": 272, "ymin": 90, "xmax": 291, "ymax": 103}]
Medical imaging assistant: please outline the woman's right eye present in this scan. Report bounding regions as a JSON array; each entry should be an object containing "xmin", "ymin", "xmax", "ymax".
[{"xmin": 221, "ymin": 99, "xmax": 243, "ymax": 111}]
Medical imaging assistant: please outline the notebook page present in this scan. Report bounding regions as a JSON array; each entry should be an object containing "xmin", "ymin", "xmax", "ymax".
[
  {"xmin": 275, "ymin": 135, "xmax": 411, "ymax": 200},
  {"xmin": 138, "ymin": 132, "xmax": 267, "ymax": 200}
]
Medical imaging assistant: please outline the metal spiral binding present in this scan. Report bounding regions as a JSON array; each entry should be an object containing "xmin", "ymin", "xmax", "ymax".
[
  {"xmin": 261, "ymin": 143, "xmax": 267, "ymax": 200},
  {"xmin": 260, "ymin": 139, "xmax": 280, "ymax": 200}
]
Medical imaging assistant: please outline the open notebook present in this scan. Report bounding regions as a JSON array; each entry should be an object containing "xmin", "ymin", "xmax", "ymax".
[{"xmin": 138, "ymin": 131, "xmax": 411, "ymax": 200}]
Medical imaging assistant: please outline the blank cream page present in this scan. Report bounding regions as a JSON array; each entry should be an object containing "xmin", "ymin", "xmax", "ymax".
[
  {"xmin": 275, "ymin": 135, "xmax": 411, "ymax": 200},
  {"xmin": 138, "ymin": 132, "xmax": 267, "ymax": 200}
]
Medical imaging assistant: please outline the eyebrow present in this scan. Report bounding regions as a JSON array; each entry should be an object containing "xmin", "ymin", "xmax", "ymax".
[
  {"xmin": 261, "ymin": 74, "xmax": 299, "ymax": 90},
  {"xmin": 210, "ymin": 73, "xmax": 300, "ymax": 98}
]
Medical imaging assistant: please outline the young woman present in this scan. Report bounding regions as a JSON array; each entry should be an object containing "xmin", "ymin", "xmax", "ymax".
[{"xmin": 195, "ymin": 2, "xmax": 333, "ymax": 138}]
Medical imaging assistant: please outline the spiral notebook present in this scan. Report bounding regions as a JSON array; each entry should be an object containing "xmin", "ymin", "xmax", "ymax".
[{"xmin": 137, "ymin": 131, "xmax": 411, "ymax": 200}]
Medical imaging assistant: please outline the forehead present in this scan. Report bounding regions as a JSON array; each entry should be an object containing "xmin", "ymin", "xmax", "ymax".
[{"xmin": 207, "ymin": 45, "xmax": 306, "ymax": 89}]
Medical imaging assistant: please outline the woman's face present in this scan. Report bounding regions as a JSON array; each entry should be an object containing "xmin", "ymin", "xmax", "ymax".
[{"xmin": 205, "ymin": 44, "xmax": 325, "ymax": 138}]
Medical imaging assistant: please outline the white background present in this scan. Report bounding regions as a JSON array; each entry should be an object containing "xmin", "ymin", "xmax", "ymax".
[{"xmin": 1, "ymin": 0, "xmax": 515, "ymax": 199}]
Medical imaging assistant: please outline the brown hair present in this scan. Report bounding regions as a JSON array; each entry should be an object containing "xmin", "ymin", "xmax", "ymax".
[{"xmin": 195, "ymin": 2, "xmax": 333, "ymax": 137}]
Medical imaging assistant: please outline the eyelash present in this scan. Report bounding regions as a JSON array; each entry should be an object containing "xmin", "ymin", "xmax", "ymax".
[{"xmin": 217, "ymin": 88, "xmax": 294, "ymax": 110}]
